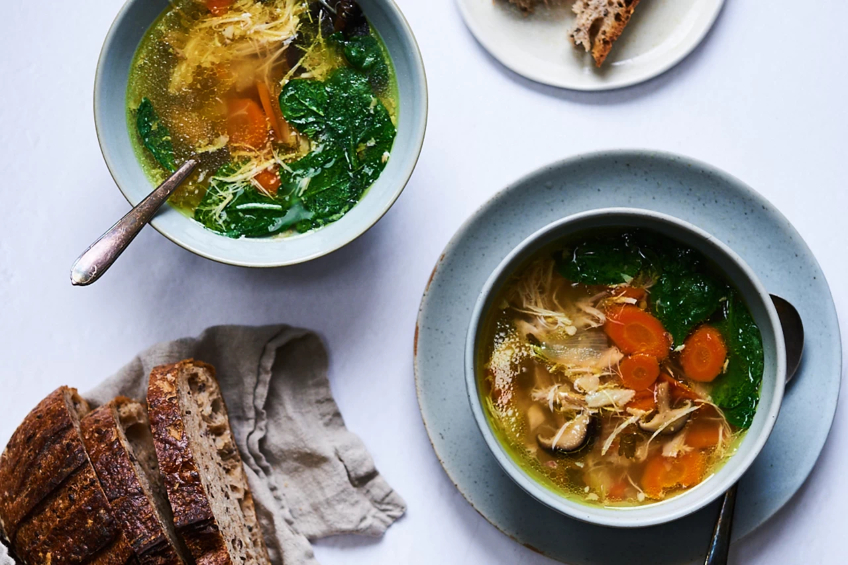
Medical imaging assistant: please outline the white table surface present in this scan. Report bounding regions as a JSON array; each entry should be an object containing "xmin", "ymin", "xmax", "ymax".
[{"xmin": 1, "ymin": 1, "xmax": 846, "ymax": 564}]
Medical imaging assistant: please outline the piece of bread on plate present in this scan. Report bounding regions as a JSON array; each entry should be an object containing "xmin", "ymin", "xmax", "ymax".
[
  {"xmin": 570, "ymin": 0, "xmax": 641, "ymax": 66},
  {"xmin": 81, "ymin": 398, "xmax": 188, "ymax": 565},
  {"xmin": 507, "ymin": 0, "xmax": 543, "ymax": 13},
  {"xmin": 147, "ymin": 360, "xmax": 270, "ymax": 565},
  {"xmin": 0, "ymin": 387, "xmax": 136, "ymax": 565}
]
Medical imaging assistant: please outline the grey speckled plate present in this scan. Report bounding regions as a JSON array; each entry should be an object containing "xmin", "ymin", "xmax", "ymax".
[{"xmin": 414, "ymin": 150, "xmax": 842, "ymax": 565}]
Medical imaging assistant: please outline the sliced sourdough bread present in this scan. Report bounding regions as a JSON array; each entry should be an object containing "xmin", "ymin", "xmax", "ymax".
[
  {"xmin": 570, "ymin": 0, "xmax": 641, "ymax": 66},
  {"xmin": 147, "ymin": 360, "xmax": 270, "ymax": 565},
  {"xmin": 0, "ymin": 387, "xmax": 136, "ymax": 565},
  {"xmin": 507, "ymin": 0, "xmax": 542, "ymax": 13},
  {"xmin": 81, "ymin": 398, "xmax": 188, "ymax": 565}
]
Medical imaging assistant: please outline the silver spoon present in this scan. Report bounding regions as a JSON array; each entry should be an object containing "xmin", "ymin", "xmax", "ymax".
[
  {"xmin": 704, "ymin": 294, "xmax": 804, "ymax": 565},
  {"xmin": 70, "ymin": 159, "xmax": 198, "ymax": 286}
]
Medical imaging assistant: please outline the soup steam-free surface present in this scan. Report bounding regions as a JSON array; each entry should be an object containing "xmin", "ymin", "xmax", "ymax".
[
  {"xmin": 477, "ymin": 230, "xmax": 764, "ymax": 507},
  {"xmin": 127, "ymin": 0, "xmax": 398, "ymax": 238}
]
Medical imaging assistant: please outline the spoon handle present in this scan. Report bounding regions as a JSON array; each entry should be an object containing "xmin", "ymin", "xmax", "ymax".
[
  {"xmin": 70, "ymin": 159, "xmax": 198, "ymax": 286},
  {"xmin": 704, "ymin": 482, "xmax": 738, "ymax": 565}
]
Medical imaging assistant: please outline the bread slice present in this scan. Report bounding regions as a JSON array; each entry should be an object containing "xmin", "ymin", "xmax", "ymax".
[
  {"xmin": 147, "ymin": 360, "xmax": 270, "ymax": 565},
  {"xmin": 570, "ymin": 0, "xmax": 641, "ymax": 66},
  {"xmin": 81, "ymin": 398, "xmax": 188, "ymax": 565},
  {"xmin": 0, "ymin": 387, "xmax": 135, "ymax": 565},
  {"xmin": 507, "ymin": 0, "xmax": 543, "ymax": 13}
]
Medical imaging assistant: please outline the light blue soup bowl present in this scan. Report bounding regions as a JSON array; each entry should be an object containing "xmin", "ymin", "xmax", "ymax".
[
  {"xmin": 465, "ymin": 208, "xmax": 786, "ymax": 528},
  {"xmin": 95, "ymin": 0, "xmax": 427, "ymax": 267}
]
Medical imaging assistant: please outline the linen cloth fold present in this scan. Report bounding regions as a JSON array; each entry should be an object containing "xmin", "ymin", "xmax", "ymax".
[{"xmin": 1, "ymin": 325, "xmax": 404, "ymax": 565}]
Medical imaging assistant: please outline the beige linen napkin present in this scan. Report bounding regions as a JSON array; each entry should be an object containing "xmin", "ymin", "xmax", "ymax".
[{"xmin": 1, "ymin": 325, "xmax": 404, "ymax": 565}]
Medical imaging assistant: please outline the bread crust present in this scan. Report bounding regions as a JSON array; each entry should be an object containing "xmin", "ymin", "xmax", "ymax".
[
  {"xmin": 0, "ymin": 388, "xmax": 89, "ymax": 537},
  {"xmin": 507, "ymin": 0, "xmax": 542, "ymax": 13},
  {"xmin": 81, "ymin": 400, "xmax": 185, "ymax": 565},
  {"xmin": 570, "ymin": 0, "xmax": 641, "ymax": 66},
  {"xmin": 0, "ymin": 387, "xmax": 135, "ymax": 565},
  {"xmin": 147, "ymin": 362, "xmax": 232, "ymax": 565}
]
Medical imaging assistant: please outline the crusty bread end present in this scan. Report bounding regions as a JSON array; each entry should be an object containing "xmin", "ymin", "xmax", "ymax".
[
  {"xmin": 507, "ymin": 0, "xmax": 544, "ymax": 13},
  {"xmin": 570, "ymin": 0, "xmax": 641, "ymax": 66},
  {"xmin": 0, "ymin": 387, "xmax": 135, "ymax": 565}
]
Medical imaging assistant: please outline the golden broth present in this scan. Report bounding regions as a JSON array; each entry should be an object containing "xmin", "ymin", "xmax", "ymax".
[
  {"xmin": 477, "ymin": 232, "xmax": 762, "ymax": 507},
  {"xmin": 126, "ymin": 0, "xmax": 398, "ymax": 236}
]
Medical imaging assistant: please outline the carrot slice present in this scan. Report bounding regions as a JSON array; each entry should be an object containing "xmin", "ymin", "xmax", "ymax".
[
  {"xmin": 642, "ymin": 452, "xmax": 706, "ymax": 499},
  {"xmin": 206, "ymin": 0, "xmax": 234, "ymax": 16},
  {"xmin": 619, "ymin": 354, "xmax": 660, "ymax": 391},
  {"xmin": 607, "ymin": 479, "xmax": 629, "ymax": 501},
  {"xmin": 678, "ymin": 451, "xmax": 706, "ymax": 487},
  {"xmin": 680, "ymin": 325, "xmax": 728, "ymax": 382},
  {"xmin": 227, "ymin": 98, "xmax": 268, "ymax": 150},
  {"xmin": 686, "ymin": 419, "xmax": 722, "ymax": 449},
  {"xmin": 626, "ymin": 388, "xmax": 657, "ymax": 412},
  {"xmin": 642, "ymin": 455, "xmax": 671, "ymax": 499},
  {"xmin": 605, "ymin": 305, "xmax": 671, "ymax": 360},
  {"xmin": 255, "ymin": 167, "xmax": 281, "ymax": 196},
  {"xmin": 256, "ymin": 81, "xmax": 293, "ymax": 144},
  {"xmin": 612, "ymin": 286, "xmax": 647, "ymax": 302}
]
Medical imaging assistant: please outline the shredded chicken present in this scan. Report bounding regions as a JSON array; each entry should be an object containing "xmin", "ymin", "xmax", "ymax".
[
  {"xmin": 662, "ymin": 428, "xmax": 693, "ymax": 458},
  {"xmin": 531, "ymin": 384, "xmax": 586, "ymax": 413},
  {"xmin": 639, "ymin": 383, "xmax": 698, "ymax": 434},
  {"xmin": 167, "ymin": 0, "xmax": 305, "ymax": 92},
  {"xmin": 573, "ymin": 374, "xmax": 600, "ymax": 393},
  {"xmin": 586, "ymin": 388, "xmax": 635, "ymax": 410},
  {"xmin": 601, "ymin": 413, "xmax": 642, "ymax": 456}
]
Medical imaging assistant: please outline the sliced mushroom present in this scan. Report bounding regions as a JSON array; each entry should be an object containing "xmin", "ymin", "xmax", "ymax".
[
  {"xmin": 638, "ymin": 382, "xmax": 692, "ymax": 435},
  {"xmin": 537, "ymin": 411, "xmax": 594, "ymax": 453},
  {"xmin": 639, "ymin": 408, "xmax": 691, "ymax": 435}
]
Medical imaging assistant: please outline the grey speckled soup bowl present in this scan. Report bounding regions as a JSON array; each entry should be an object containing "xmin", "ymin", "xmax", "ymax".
[
  {"xmin": 465, "ymin": 208, "xmax": 786, "ymax": 528},
  {"xmin": 94, "ymin": 0, "xmax": 427, "ymax": 267}
]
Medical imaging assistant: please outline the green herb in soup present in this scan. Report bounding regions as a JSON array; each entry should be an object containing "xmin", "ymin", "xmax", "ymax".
[
  {"xmin": 479, "ymin": 230, "xmax": 764, "ymax": 506},
  {"xmin": 127, "ymin": 0, "xmax": 398, "ymax": 238}
]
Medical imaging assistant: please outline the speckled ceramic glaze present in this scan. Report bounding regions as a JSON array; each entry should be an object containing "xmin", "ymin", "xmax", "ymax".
[
  {"xmin": 94, "ymin": 0, "xmax": 427, "ymax": 267},
  {"xmin": 415, "ymin": 151, "xmax": 842, "ymax": 564},
  {"xmin": 465, "ymin": 208, "xmax": 785, "ymax": 528}
]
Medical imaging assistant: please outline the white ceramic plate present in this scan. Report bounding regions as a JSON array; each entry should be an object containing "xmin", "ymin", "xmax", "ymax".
[{"xmin": 457, "ymin": 0, "xmax": 724, "ymax": 91}]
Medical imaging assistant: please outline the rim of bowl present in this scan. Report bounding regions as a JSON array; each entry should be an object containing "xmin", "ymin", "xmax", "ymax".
[
  {"xmin": 464, "ymin": 207, "xmax": 786, "ymax": 528},
  {"xmin": 93, "ymin": 0, "xmax": 428, "ymax": 268}
]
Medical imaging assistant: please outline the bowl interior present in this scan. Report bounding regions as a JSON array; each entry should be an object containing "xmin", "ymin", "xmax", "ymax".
[
  {"xmin": 94, "ymin": 0, "xmax": 427, "ymax": 267},
  {"xmin": 466, "ymin": 208, "xmax": 785, "ymax": 528}
]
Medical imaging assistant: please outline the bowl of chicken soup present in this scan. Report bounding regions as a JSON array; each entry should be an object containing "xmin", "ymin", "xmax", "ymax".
[{"xmin": 465, "ymin": 207, "xmax": 785, "ymax": 527}]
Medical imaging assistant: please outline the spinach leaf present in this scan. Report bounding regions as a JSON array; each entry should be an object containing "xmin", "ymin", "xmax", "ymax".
[
  {"xmin": 195, "ymin": 164, "xmax": 313, "ymax": 238},
  {"xmin": 325, "ymin": 68, "xmax": 395, "ymax": 179},
  {"xmin": 711, "ymin": 294, "xmax": 764, "ymax": 429},
  {"xmin": 278, "ymin": 80, "xmax": 327, "ymax": 137},
  {"xmin": 350, "ymin": 94, "xmax": 395, "ymax": 186},
  {"xmin": 280, "ymin": 144, "xmax": 360, "ymax": 224},
  {"xmin": 650, "ymin": 262, "xmax": 724, "ymax": 345},
  {"xmin": 329, "ymin": 32, "xmax": 390, "ymax": 92},
  {"xmin": 556, "ymin": 236, "xmax": 643, "ymax": 285},
  {"xmin": 136, "ymin": 98, "xmax": 176, "ymax": 172},
  {"xmin": 279, "ymin": 67, "xmax": 396, "ymax": 229}
]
